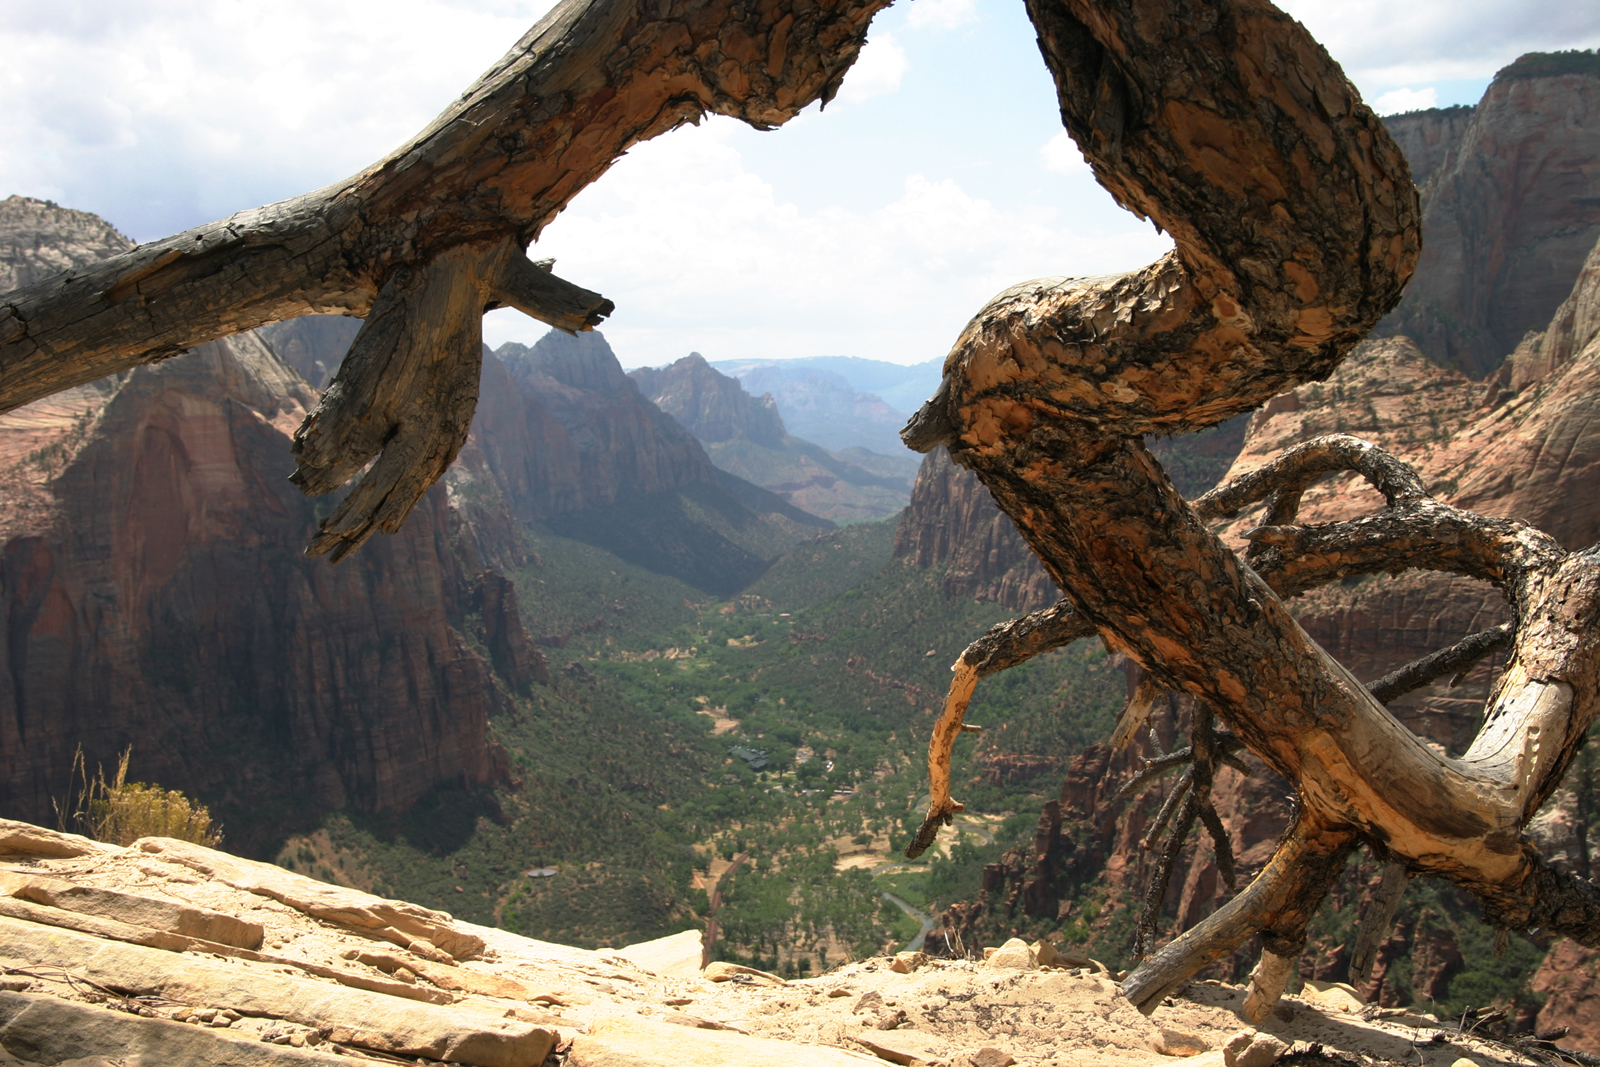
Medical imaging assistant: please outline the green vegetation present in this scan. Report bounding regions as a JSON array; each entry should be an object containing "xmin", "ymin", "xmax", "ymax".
[
  {"xmin": 1495, "ymin": 49, "xmax": 1600, "ymax": 83},
  {"xmin": 543, "ymin": 475, "xmax": 829, "ymax": 596},
  {"xmin": 269, "ymin": 512, "xmax": 1127, "ymax": 968},
  {"xmin": 743, "ymin": 518, "xmax": 898, "ymax": 610}
]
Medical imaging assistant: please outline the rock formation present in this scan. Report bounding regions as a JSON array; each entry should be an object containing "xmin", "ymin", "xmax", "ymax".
[
  {"xmin": 891, "ymin": 448, "xmax": 1059, "ymax": 613},
  {"xmin": 0, "ymin": 817, "xmax": 1563, "ymax": 1067},
  {"xmin": 0, "ymin": 195, "xmax": 132, "ymax": 293},
  {"xmin": 475, "ymin": 332, "xmax": 722, "ymax": 523},
  {"xmin": 632, "ymin": 354, "xmax": 918, "ymax": 522},
  {"xmin": 474, "ymin": 332, "xmax": 832, "ymax": 593},
  {"xmin": 1379, "ymin": 53, "xmax": 1600, "ymax": 376},
  {"xmin": 0, "ymin": 199, "xmax": 528, "ymax": 851},
  {"xmin": 1381, "ymin": 106, "xmax": 1475, "ymax": 189},
  {"xmin": 255, "ymin": 316, "xmax": 362, "ymax": 391},
  {"xmin": 631, "ymin": 353, "xmax": 788, "ymax": 449},
  {"xmin": 0, "ymin": 331, "xmax": 511, "ymax": 848}
]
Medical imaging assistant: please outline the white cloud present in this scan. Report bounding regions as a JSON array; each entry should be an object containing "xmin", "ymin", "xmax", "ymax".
[
  {"xmin": 490, "ymin": 120, "xmax": 1172, "ymax": 366},
  {"xmin": 1039, "ymin": 132, "xmax": 1089, "ymax": 177},
  {"xmin": 835, "ymin": 33, "xmax": 908, "ymax": 104},
  {"xmin": 0, "ymin": 1, "xmax": 555, "ymax": 239},
  {"xmin": 1278, "ymin": 0, "xmax": 1600, "ymax": 91},
  {"xmin": 1373, "ymin": 87, "xmax": 1440, "ymax": 115},
  {"xmin": 906, "ymin": 0, "xmax": 978, "ymax": 32}
]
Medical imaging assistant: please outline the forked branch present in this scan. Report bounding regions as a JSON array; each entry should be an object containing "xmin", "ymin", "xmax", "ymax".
[{"xmin": 902, "ymin": 0, "xmax": 1600, "ymax": 1018}]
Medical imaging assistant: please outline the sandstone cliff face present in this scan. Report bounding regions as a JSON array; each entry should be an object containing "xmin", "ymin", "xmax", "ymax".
[
  {"xmin": 0, "ymin": 200, "xmax": 520, "ymax": 851},
  {"xmin": 254, "ymin": 315, "xmax": 362, "ymax": 391},
  {"xmin": 0, "ymin": 195, "xmax": 132, "ymax": 293},
  {"xmin": 0, "ymin": 334, "xmax": 508, "ymax": 847},
  {"xmin": 1381, "ymin": 105, "xmax": 1475, "ymax": 189},
  {"xmin": 1380, "ymin": 62, "xmax": 1600, "ymax": 376},
  {"xmin": 892, "ymin": 447, "xmax": 1059, "ymax": 613},
  {"xmin": 475, "ymin": 333, "xmax": 720, "ymax": 523}
]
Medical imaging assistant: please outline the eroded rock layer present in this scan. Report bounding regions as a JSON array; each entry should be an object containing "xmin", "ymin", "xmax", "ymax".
[{"xmin": 0, "ymin": 818, "xmax": 1554, "ymax": 1067}]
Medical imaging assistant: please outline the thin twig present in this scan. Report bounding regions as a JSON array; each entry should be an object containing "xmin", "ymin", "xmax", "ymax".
[
  {"xmin": 1142, "ymin": 768, "xmax": 1194, "ymax": 851},
  {"xmin": 1134, "ymin": 793, "xmax": 1199, "ymax": 958}
]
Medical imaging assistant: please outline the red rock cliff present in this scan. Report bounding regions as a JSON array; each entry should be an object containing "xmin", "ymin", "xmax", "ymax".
[
  {"xmin": 0, "ymin": 334, "xmax": 510, "ymax": 845},
  {"xmin": 1380, "ymin": 58, "xmax": 1600, "ymax": 376},
  {"xmin": 892, "ymin": 447, "xmax": 1059, "ymax": 612},
  {"xmin": 0, "ymin": 201, "xmax": 516, "ymax": 850},
  {"xmin": 472, "ymin": 333, "xmax": 721, "ymax": 524}
]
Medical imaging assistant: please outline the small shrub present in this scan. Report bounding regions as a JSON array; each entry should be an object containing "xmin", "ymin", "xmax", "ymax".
[{"xmin": 55, "ymin": 747, "xmax": 222, "ymax": 848}]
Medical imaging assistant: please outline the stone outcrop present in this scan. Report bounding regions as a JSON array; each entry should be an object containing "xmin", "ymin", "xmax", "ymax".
[
  {"xmin": 632, "ymin": 354, "xmax": 919, "ymax": 522},
  {"xmin": 0, "ymin": 200, "xmax": 522, "ymax": 848},
  {"xmin": 0, "ymin": 195, "xmax": 132, "ymax": 293},
  {"xmin": 1531, "ymin": 938, "xmax": 1600, "ymax": 1052},
  {"xmin": 892, "ymin": 447, "xmax": 1059, "ymax": 613},
  {"xmin": 1378, "ymin": 56, "xmax": 1600, "ymax": 376},
  {"xmin": 0, "ymin": 333, "xmax": 509, "ymax": 846},
  {"xmin": 476, "ymin": 572, "xmax": 549, "ymax": 693},
  {"xmin": 0, "ymin": 819, "xmax": 1550, "ymax": 1067}
]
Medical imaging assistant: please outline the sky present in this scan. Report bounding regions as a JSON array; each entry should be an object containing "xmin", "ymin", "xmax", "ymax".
[{"xmin": 4, "ymin": 0, "xmax": 1597, "ymax": 369}]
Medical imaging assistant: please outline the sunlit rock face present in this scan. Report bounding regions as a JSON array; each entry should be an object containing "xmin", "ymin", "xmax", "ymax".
[{"xmin": 1379, "ymin": 58, "xmax": 1600, "ymax": 377}]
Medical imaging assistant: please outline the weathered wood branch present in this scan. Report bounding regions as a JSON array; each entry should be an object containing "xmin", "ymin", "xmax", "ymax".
[
  {"xmin": 1367, "ymin": 624, "xmax": 1515, "ymax": 706},
  {"xmin": 903, "ymin": 0, "xmax": 1600, "ymax": 1016},
  {"xmin": 0, "ymin": 0, "xmax": 888, "ymax": 555},
  {"xmin": 1194, "ymin": 433, "xmax": 1428, "ymax": 524},
  {"xmin": 1349, "ymin": 860, "xmax": 1408, "ymax": 986},
  {"xmin": 906, "ymin": 600, "xmax": 1095, "ymax": 858},
  {"xmin": 1121, "ymin": 811, "xmax": 1358, "ymax": 1013}
]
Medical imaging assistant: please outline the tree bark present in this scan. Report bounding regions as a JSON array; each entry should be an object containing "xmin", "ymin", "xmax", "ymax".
[
  {"xmin": 905, "ymin": 0, "xmax": 1600, "ymax": 1015},
  {"xmin": 0, "ymin": 0, "xmax": 888, "ymax": 554}
]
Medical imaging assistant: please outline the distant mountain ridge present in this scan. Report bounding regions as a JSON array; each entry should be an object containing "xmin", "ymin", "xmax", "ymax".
[
  {"xmin": 708, "ymin": 356, "xmax": 940, "ymax": 456},
  {"xmin": 483, "ymin": 333, "xmax": 831, "ymax": 593},
  {"xmin": 631, "ymin": 354, "xmax": 919, "ymax": 522}
]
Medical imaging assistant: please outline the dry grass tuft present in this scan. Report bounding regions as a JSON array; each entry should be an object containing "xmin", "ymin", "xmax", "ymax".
[{"xmin": 54, "ymin": 747, "xmax": 222, "ymax": 848}]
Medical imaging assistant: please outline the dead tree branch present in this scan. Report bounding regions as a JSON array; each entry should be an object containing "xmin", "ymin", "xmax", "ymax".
[
  {"xmin": 902, "ymin": 0, "xmax": 1600, "ymax": 1018},
  {"xmin": 0, "ymin": 0, "xmax": 889, "ymax": 556}
]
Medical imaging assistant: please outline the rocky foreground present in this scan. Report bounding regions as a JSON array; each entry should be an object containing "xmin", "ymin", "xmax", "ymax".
[{"xmin": 0, "ymin": 820, "xmax": 1560, "ymax": 1067}]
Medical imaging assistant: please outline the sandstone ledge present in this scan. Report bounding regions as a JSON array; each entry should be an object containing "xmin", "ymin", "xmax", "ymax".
[{"xmin": 0, "ymin": 823, "xmax": 1546, "ymax": 1067}]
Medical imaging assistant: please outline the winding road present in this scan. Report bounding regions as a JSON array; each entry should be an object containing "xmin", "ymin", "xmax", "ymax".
[{"xmin": 881, "ymin": 892, "xmax": 936, "ymax": 953}]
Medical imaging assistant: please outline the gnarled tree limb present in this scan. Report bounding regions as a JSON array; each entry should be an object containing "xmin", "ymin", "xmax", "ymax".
[
  {"xmin": 0, "ymin": 0, "xmax": 889, "ymax": 555},
  {"xmin": 903, "ymin": 0, "xmax": 1600, "ymax": 1017}
]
